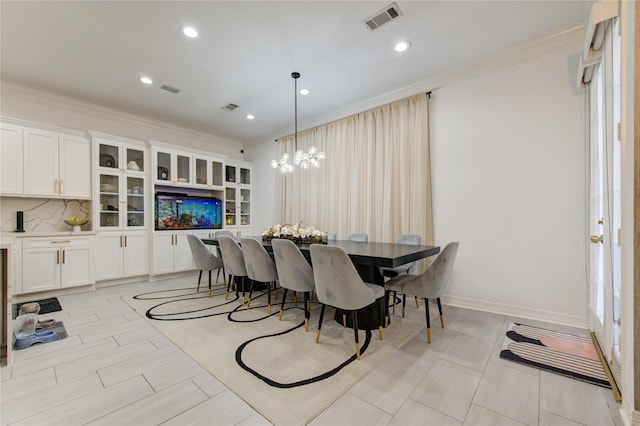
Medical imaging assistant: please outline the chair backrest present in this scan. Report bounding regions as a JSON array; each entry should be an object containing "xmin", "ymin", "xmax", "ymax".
[
  {"xmin": 396, "ymin": 234, "xmax": 422, "ymax": 274},
  {"xmin": 271, "ymin": 239, "xmax": 315, "ymax": 293},
  {"xmin": 217, "ymin": 235, "xmax": 248, "ymax": 277},
  {"xmin": 310, "ymin": 244, "xmax": 375, "ymax": 311},
  {"xmin": 347, "ymin": 233, "xmax": 368, "ymax": 242},
  {"xmin": 186, "ymin": 234, "xmax": 223, "ymax": 271},
  {"xmin": 241, "ymin": 238, "xmax": 278, "ymax": 283},
  {"xmin": 214, "ymin": 230, "xmax": 235, "ymax": 239},
  {"xmin": 404, "ymin": 242, "xmax": 459, "ymax": 299}
]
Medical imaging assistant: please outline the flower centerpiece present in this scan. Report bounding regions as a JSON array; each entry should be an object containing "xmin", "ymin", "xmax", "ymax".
[{"xmin": 262, "ymin": 222, "xmax": 328, "ymax": 244}]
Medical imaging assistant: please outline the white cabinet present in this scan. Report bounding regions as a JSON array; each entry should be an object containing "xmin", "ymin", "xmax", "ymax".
[
  {"xmin": 194, "ymin": 154, "xmax": 225, "ymax": 189},
  {"xmin": 94, "ymin": 138, "xmax": 147, "ymax": 231},
  {"xmin": 1, "ymin": 124, "xmax": 91, "ymax": 198},
  {"xmin": 94, "ymin": 232, "xmax": 148, "ymax": 281},
  {"xmin": 0, "ymin": 124, "xmax": 23, "ymax": 195},
  {"xmin": 21, "ymin": 236, "xmax": 92, "ymax": 294},
  {"xmin": 152, "ymin": 232, "xmax": 193, "ymax": 275},
  {"xmin": 224, "ymin": 161, "xmax": 252, "ymax": 235},
  {"xmin": 154, "ymin": 148, "xmax": 192, "ymax": 186},
  {"xmin": 23, "ymin": 128, "xmax": 91, "ymax": 198}
]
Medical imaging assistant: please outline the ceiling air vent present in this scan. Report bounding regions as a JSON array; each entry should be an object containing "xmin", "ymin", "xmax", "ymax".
[
  {"xmin": 363, "ymin": 2, "xmax": 403, "ymax": 31},
  {"xmin": 160, "ymin": 84, "xmax": 180, "ymax": 94},
  {"xmin": 222, "ymin": 103, "xmax": 239, "ymax": 112}
]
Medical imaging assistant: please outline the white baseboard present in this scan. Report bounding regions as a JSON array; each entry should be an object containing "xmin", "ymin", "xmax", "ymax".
[{"xmin": 441, "ymin": 294, "xmax": 589, "ymax": 329}]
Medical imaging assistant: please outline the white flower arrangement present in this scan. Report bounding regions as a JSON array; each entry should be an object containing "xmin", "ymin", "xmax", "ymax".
[{"xmin": 262, "ymin": 222, "xmax": 328, "ymax": 244}]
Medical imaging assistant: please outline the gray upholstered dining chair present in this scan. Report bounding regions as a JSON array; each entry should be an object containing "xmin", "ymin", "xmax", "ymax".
[
  {"xmin": 310, "ymin": 244, "xmax": 385, "ymax": 360},
  {"xmin": 384, "ymin": 242, "xmax": 459, "ymax": 344},
  {"xmin": 241, "ymin": 237, "xmax": 279, "ymax": 315},
  {"xmin": 381, "ymin": 234, "xmax": 422, "ymax": 277},
  {"xmin": 347, "ymin": 233, "xmax": 368, "ymax": 242},
  {"xmin": 214, "ymin": 230, "xmax": 235, "ymax": 284},
  {"xmin": 186, "ymin": 234, "xmax": 225, "ymax": 298},
  {"xmin": 217, "ymin": 235, "xmax": 249, "ymax": 305},
  {"xmin": 271, "ymin": 238, "xmax": 315, "ymax": 331}
]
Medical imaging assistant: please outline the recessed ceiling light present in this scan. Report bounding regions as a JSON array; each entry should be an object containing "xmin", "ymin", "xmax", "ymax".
[
  {"xmin": 394, "ymin": 41, "xmax": 411, "ymax": 52},
  {"xmin": 181, "ymin": 26, "xmax": 198, "ymax": 38},
  {"xmin": 140, "ymin": 76, "xmax": 153, "ymax": 85},
  {"xmin": 299, "ymin": 89, "xmax": 309, "ymax": 95},
  {"xmin": 246, "ymin": 114, "xmax": 255, "ymax": 120}
]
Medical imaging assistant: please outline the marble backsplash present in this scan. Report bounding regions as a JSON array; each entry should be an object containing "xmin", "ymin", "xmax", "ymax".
[{"xmin": 0, "ymin": 197, "xmax": 91, "ymax": 233}]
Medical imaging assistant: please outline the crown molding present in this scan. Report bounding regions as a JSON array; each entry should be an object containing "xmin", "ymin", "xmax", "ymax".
[
  {"xmin": 0, "ymin": 81, "xmax": 242, "ymax": 148},
  {"xmin": 245, "ymin": 23, "xmax": 585, "ymax": 148}
]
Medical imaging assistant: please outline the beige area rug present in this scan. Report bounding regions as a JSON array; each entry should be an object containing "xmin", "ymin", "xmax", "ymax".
[{"xmin": 125, "ymin": 284, "xmax": 424, "ymax": 426}]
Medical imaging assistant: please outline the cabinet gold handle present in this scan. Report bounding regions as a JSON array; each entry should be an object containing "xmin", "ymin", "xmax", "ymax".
[
  {"xmin": 60, "ymin": 180, "xmax": 64, "ymax": 194},
  {"xmin": 124, "ymin": 235, "xmax": 127, "ymax": 247},
  {"xmin": 54, "ymin": 179, "xmax": 59, "ymax": 193},
  {"xmin": 62, "ymin": 249, "xmax": 66, "ymax": 264},
  {"xmin": 590, "ymin": 235, "xmax": 603, "ymax": 244},
  {"xmin": 51, "ymin": 240, "xmax": 71, "ymax": 244},
  {"xmin": 120, "ymin": 235, "xmax": 123, "ymax": 247},
  {"xmin": 56, "ymin": 250, "xmax": 60, "ymax": 264}
]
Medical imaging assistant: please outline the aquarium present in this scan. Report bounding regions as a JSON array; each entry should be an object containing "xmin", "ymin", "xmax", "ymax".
[{"xmin": 155, "ymin": 192, "xmax": 222, "ymax": 230}]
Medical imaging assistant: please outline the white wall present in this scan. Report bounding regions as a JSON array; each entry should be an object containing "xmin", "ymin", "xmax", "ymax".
[
  {"xmin": 244, "ymin": 140, "xmax": 278, "ymax": 235},
  {"xmin": 430, "ymin": 45, "xmax": 588, "ymax": 325}
]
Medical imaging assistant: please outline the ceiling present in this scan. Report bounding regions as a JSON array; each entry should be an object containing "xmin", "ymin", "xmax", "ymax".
[{"xmin": 1, "ymin": 1, "xmax": 591, "ymax": 145}]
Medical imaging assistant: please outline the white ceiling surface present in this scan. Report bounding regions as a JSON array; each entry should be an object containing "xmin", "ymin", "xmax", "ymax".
[{"xmin": 1, "ymin": 1, "xmax": 590, "ymax": 145}]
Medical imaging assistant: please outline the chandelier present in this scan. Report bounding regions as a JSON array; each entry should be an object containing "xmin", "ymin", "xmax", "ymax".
[{"xmin": 271, "ymin": 72, "xmax": 325, "ymax": 173}]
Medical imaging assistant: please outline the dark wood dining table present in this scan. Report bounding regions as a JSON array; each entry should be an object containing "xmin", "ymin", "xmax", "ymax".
[{"xmin": 202, "ymin": 236, "xmax": 440, "ymax": 329}]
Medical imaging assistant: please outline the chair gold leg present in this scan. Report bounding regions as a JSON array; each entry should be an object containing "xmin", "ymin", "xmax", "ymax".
[
  {"xmin": 247, "ymin": 298, "xmax": 251, "ymax": 308},
  {"xmin": 279, "ymin": 310, "xmax": 283, "ymax": 321},
  {"xmin": 427, "ymin": 328, "xmax": 432, "ymax": 344},
  {"xmin": 305, "ymin": 318, "xmax": 309, "ymax": 332},
  {"xmin": 379, "ymin": 326, "xmax": 383, "ymax": 340},
  {"xmin": 241, "ymin": 296, "xmax": 245, "ymax": 306},
  {"xmin": 385, "ymin": 316, "xmax": 389, "ymax": 328},
  {"xmin": 355, "ymin": 342, "xmax": 361, "ymax": 360},
  {"xmin": 267, "ymin": 304, "xmax": 271, "ymax": 315},
  {"xmin": 402, "ymin": 305, "xmax": 406, "ymax": 318},
  {"xmin": 293, "ymin": 293, "xmax": 297, "ymax": 306},
  {"xmin": 415, "ymin": 296, "xmax": 419, "ymax": 308},
  {"xmin": 440, "ymin": 315, "xmax": 445, "ymax": 328},
  {"xmin": 225, "ymin": 291, "xmax": 229, "ymax": 300},
  {"xmin": 342, "ymin": 314, "xmax": 346, "ymax": 327},
  {"xmin": 315, "ymin": 330, "xmax": 321, "ymax": 343},
  {"xmin": 196, "ymin": 284, "xmax": 200, "ymax": 293}
]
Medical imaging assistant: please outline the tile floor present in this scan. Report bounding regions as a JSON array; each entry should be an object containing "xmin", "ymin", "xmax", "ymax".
[{"xmin": 1, "ymin": 276, "xmax": 623, "ymax": 426}]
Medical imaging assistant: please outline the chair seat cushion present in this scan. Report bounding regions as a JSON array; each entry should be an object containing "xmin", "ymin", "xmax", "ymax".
[{"xmin": 383, "ymin": 274, "xmax": 417, "ymax": 292}]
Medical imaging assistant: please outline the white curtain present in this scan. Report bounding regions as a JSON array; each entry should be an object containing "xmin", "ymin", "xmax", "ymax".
[{"xmin": 275, "ymin": 93, "xmax": 433, "ymax": 244}]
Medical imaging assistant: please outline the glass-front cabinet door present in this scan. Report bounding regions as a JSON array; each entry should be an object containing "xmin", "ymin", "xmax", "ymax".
[
  {"xmin": 125, "ymin": 176, "xmax": 145, "ymax": 228},
  {"xmin": 225, "ymin": 187, "xmax": 236, "ymax": 226},
  {"xmin": 240, "ymin": 188, "xmax": 251, "ymax": 226},
  {"xmin": 98, "ymin": 172, "xmax": 121, "ymax": 228},
  {"xmin": 176, "ymin": 154, "xmax": 190, "ymax": 184},
  {"xmin": 125, "ymin": 147, "xmax": 145, "ymax": 173}
]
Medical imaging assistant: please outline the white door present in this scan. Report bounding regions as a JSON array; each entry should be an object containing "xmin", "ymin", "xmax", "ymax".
[
  {"xmin": 174, "ymin": 233, "xmax": 194, "ymax": 272},
  {"xmin": 587, "ymin": 18, "xmax": 622, "ymax": 387},
  {"xmin": 60, "ymin": 246, "xmax": 92, "ymax": 288},
  {"xmin": 23, "ymin": 128, "xmax": 59, "ymax": 197},
  {"xmin": 152, "ymin": 233, "xmax": 175, "ymax": 274},
  {"xmin": 94, "ymin": 233, "xmax": 125, "ymax": 281},
  {"xmin": 0, "ymin": 124, "xmax": 24, "ymax": 195},
  {"xmin": 59, "ymin": 134, "xmax": 91, "ymax": 198},
  {"xmin": 123, "ymin": 232, "xmax": 149, "ymax": 277}
]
